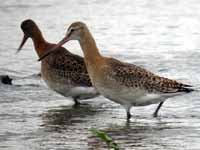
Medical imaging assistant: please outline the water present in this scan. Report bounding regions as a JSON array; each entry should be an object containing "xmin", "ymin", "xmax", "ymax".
[{"xmin": 1, "ymin": 0, "xmax": 200, "ymax": 149}]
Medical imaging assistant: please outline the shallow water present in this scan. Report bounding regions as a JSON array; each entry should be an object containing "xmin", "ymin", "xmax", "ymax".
[{"xmin": 1, "ymin": 0, "xmax": 200, "ymax": 149}]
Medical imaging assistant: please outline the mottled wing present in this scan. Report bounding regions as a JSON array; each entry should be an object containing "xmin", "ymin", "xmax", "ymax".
[
  {"xmin": 46, "ymin": 47, "xmax": 92, "ymax": 87},
  {"xmin": 108, "ymin": 58, "xmax": 193, "ymax": 94}
]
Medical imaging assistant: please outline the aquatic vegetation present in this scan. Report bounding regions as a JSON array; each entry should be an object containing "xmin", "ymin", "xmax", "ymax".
[{"xmin": 90, "ymin": 128, "xmax": 120, "ymax": 150}]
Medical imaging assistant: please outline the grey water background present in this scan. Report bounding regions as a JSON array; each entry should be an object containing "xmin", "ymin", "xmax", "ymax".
[{"xmin": 1, "ymin": 0, "xmax": 200, "ymax": 149}]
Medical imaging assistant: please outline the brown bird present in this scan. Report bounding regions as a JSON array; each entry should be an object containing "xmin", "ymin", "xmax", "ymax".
[
  {"xmin": 39, "ymin": 21, "xmax": 194, "ymax": 120},
  {"xmin": 17, "ymin": 19, "xmax": 99, "ymax": 105}
]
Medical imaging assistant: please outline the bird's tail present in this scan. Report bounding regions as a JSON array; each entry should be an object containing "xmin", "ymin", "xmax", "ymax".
[{"xmin": 180, "ymin": 84, "xmax": 197, "ymax": 93}]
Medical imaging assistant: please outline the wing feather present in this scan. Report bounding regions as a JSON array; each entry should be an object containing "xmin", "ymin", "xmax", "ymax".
[
  {"xmin": 107, "ymin": 58, "xmax": 193, "ymax": 94},
  {"xmin": 43, "ymin": 46, "xmax": 92, "ymax": 87}
]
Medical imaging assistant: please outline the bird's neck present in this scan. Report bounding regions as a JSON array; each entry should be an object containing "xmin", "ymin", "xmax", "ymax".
[
  {"xmin": 79, "ymin": 30, "xmax": 104, "ymax": 85},
  {"xmin": 31, "ymin": 31, "xmax": 48, "ymax": 58},
  {"xmin": 79, "ymin": 30, "xmax": 102, "ymax": 65}
]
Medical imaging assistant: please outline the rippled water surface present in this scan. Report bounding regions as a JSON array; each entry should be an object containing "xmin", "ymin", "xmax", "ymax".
[{"xmin": 1, "ymin": 0, "xmax": 200, "ymax": 149}]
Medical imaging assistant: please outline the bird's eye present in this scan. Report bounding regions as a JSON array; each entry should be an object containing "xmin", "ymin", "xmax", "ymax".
[{"xmin": 71, "ymin": 29, "xmax": 75, "ymax": 33}]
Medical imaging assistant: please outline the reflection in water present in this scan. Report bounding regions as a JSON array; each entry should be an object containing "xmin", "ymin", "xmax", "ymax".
[
  {"xmin": 41, "ymin": 104, "xmax": 98, "ymax": 132},
  {"xmin": 88, "ymin": 120, "xmax": 184, "ymax": 150}
]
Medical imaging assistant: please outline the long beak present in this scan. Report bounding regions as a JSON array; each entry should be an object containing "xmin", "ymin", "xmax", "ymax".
[
  {"xmin": 38, "ymin": 35, "xmax": 70, "ymax": 61},
  {"xmin": 17, "ymin": 34, "xmax": 29, "ymax": 53}
]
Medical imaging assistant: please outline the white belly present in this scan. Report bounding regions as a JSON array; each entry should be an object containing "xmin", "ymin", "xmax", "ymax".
[
  {"xmin": 43, "ymin": 77, "xmax": 71, "ymax": 96},
  {"xmin": 97, "ymin": 85, "xmax": 165, "ymax": 106},
  {"xmin": 43, "ymin": 77, "xmax": 98, "ymax": 100}
]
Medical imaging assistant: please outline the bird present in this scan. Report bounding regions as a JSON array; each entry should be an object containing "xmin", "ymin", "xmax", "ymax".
[
  {"xmin": 39, "ymin": 21, "xmax": 194, "ymax": 120},
  {"xmin": 17, "ymin": 19, "xmax": 99, "ymax": 105}
]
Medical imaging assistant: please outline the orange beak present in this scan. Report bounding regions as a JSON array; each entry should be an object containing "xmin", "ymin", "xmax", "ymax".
[
  {"xmin": 17, "ymin": 34, "xmax": 29, "ymax": 53},
  {"xmin": 38, "ymin": 35, "xmax": 70, "ymax": 61}
]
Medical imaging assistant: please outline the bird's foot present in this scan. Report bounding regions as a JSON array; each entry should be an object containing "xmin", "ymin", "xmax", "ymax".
[
  {"xmin": 126, "ymin": 111, "xmax": 132, "ymax": 121},
  {"xmin": 74, "ymin": 99, "xmax": 81, "ymax": 106},
  {"xmin": 153, "ymin": 112, "xmax": 158, "ymax": 118}
]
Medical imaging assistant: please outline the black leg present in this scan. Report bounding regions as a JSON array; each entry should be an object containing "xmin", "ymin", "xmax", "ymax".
[
  {"xmin": 73, "ymin": 97, "xmax": 81, "ymax": 106},
  {"xmin": 127, "ymin": 111, "xmax": 131, "ymax": 120},
  {"xmin": 125, "ymin": 106, "xmax": 131, "ymax": 120},
  {"xmin": 153, "ymin": 101, "xmax": 164, "ymax": 117}
]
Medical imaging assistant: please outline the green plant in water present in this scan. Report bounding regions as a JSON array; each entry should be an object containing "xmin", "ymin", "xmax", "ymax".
[{"xmin": 89, "ymin": 128, "xmax": 120, "ymax": 150}]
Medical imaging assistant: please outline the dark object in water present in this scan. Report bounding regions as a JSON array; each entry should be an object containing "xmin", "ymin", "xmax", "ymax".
[
  {"xmin": 37, "ymin": 73, "xmax": 41, "ymax": 77},
  {"xmin": 0, "ymin": 75, "xmax": 12, "ymax": 85}
]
